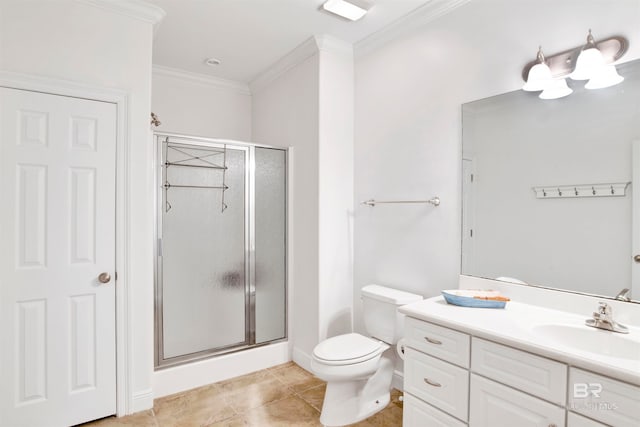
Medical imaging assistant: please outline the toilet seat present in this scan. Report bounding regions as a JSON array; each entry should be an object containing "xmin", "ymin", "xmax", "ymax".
[{"xmin": 312, "ymin": 333, "xmax": 386, "ymax": 366}]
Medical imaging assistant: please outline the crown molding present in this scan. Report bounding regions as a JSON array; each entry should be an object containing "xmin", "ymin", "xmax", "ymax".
[
  {"xmin": 77, "ymin": 0, "xmax": 166, "ymax": 30},
  {"xmin": 355, "ymin": 0, "xmax": 471, "ymax": 58},
  {"xmin": 152, "ymin": 65, "xmax": 251, "ymax": 95},
  {"xmin": 316, "ymin": 35, "xmax": 354, "ymax": 56},
  {"xmin": 250, "ymin": 35, "xmax": 354, "ymax": 94},
  {"xmin": 249, "ymin": 36, "xmax": 320, "ymax": 94}
]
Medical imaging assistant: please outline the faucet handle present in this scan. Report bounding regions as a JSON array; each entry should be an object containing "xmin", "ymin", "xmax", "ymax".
[{"xmin": 597, "ymin": 301, "xmax": 610, "ymax": 314}]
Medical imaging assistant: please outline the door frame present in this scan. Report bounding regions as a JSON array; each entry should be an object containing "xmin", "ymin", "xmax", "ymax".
[{"xmin": 0, "ymin": 71, "xmax": 133, "ymax": 416}]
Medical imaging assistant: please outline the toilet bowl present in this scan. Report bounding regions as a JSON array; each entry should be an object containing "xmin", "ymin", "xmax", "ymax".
[{"xmin": 310, "ymin": 285, "xmax": 423, "ymax": 427}]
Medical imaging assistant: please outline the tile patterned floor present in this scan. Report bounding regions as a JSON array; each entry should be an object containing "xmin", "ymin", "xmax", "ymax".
[{"xmin": 82, "ymin": 362, "xmax": 403, "ymax": 427}]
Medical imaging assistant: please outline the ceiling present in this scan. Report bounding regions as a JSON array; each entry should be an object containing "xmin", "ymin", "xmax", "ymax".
[{"xmin": 150, "ymin": 0, "xmax": 434, "ymax": 83}]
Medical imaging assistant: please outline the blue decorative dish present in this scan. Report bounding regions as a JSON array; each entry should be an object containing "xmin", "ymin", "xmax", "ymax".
[{"xmin": 441, "ymin": 290, "xmax": 508, "ymax": 309}]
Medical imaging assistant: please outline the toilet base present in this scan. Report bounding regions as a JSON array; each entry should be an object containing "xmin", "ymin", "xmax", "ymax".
[{"xmin": 319, "ymin": 355, "xmax": 394, "ymax": 427}]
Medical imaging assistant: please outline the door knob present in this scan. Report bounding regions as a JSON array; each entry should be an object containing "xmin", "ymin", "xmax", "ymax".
[
  {"xmin": 634, "ymin": 255, "xmax": 640, "ymax": 263},
  {"xmin": 98, "ymin": 272, "xmax": 111, "ymax": 284}
]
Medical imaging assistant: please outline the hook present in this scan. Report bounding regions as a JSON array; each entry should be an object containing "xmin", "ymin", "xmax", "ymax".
[
  {"xmin": 592, "ymin": 186, "xmax": 596, "ymax": 195},
  {"xmin": 574, "ymin": 187, "xmax": 579, "ymax": 196},
  {"xmin": 611, "ymin": 185, "xmax": 615, "ymax": 195},
  {"xmin": 557, "ymin": 188, "xmax": 562, "ymax": 196},
  {"xmin": 542, "ymin": 189, "xmax": 547, "ymax": 197},
  {"xmin": 150, "ymin": 112, "xmax": 161, "ymax": 127}
]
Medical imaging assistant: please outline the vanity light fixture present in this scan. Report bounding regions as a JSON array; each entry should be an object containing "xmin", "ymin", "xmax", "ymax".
[
  {"xmin": 522, "ymin": 47, "xmax": 572, "ymax": 99},
  {"xmin": 571, "ymin": 30, "xmax": 624, "ymax": 89},
  {"xmin": 521, "ymin": 30, "xmax": 628, "ymax": 99},
  {"xmin": 322, "ymin": 0, "xmax": 373, "ymax": 21},
  {"xmin": 522, "ymin": 47, "xmax": 552, "ymax": 92},
  {"xmin": 539, "ymin": 77, "xmax": 573, "ymax": 100}
]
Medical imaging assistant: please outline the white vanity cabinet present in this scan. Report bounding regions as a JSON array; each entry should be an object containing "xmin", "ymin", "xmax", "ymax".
[
  {"xmin": 402, "ymin": 317, "xmax": 638, "ymax": 427},
  {"xmin": 469, "ymin": 373, "xmax": 565, "ymax": 427},
  {"xmin": 567, "ymin": 412, "xmax": 608, "ymax": 427}
]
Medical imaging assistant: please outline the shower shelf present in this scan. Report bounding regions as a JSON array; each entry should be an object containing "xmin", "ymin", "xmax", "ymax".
[
  {"xmin": 162, "ymin": 138, "xmax": 229, "ymax": 212},
  {"xmin": 164, "ymin": 162, "xmax": 227, "ymax": 170},
  {"xmin": 163, "ymin": 183, "xmax": 229, "ymax": 190}
]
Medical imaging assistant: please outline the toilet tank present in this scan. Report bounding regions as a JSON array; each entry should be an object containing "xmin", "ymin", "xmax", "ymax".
[{"xmin": 361, "ymin": 285, "xmax": 423, "ymax": 344}]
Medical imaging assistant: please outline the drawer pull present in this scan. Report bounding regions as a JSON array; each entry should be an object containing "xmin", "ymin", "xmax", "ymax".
[
  {"xmin": 548, "ymin": 424, "xmax": 557, "ymax": 427},
  {"xmin": 423, "ymin": 378, "xmax": 442, "ymax": 387},
  {"xmin": 424, "ymin": 336, "xmax": 442, "ymax": 345}
]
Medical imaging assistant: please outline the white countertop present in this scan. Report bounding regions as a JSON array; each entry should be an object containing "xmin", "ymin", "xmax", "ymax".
[{"xmin": 399, "ymin": 296, "xmax": 640, "ymax": 386}]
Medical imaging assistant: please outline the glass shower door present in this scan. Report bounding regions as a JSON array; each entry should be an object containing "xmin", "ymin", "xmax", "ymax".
[
  {"xmin": 255, "ymin": 147, "xmax": 287, "ymax": 344},
  {"xmin": 155, "ymin": 136, "xmax": 287, "ymax": 368},
  {"xmin": 159, "ymin": 142, "xmax": 248, "ymax": 360}
]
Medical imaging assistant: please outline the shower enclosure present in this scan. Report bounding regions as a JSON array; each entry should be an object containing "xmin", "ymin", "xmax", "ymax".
[{"xmin": 154, "ymin": 133, "xmax": 287, "ymax": 368}]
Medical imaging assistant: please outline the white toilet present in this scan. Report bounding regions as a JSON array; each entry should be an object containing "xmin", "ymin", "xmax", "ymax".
[{"xmin": 310, "ymin": 284, "xmax": 423, "ymax": 426}]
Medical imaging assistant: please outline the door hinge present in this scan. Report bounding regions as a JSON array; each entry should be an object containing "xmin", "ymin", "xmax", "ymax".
[
  {"xmin": 470, "ymin": 229, "xmax": 473, "ymax": 237},
  {"xmin": 158, "ymin": 238, "xmax": 162, "ymax": 257},
  {"xmin": 470, "ymin": 173, "xmax": 474, "ymax": 183}
]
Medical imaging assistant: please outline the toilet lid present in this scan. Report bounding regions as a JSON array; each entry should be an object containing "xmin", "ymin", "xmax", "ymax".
[{"xmin": 313, "ymin": 333, "xmax": 383, "ymax": 362}]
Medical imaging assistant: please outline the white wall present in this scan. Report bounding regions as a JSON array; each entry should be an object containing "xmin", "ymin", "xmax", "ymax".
[
  {"xmin": 152, "ymin": 66, "xmax": 252, "ymax": 140},
  {"xmin": 353, "ymin": 0, "xmax": 640, "ymax": 333},
  {"xmin": 317, "ymin": 38, "xmax": 355, "ymax": 342},
  {"xmin": 0, "ymin": 0, "xmax": 158, "ymax": 412},
  {"xmin": 252, "ymin": 43, "xmax": 321, "ymax": 368},
  {"xmin": 252, "ymin": 36, "xmax": 355, "ymax": 368}
]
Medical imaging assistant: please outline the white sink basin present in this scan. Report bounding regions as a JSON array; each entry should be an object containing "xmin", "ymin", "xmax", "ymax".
[{"xmin": 531, "ymin": 324, "xmax": 640, "ymax": 360}]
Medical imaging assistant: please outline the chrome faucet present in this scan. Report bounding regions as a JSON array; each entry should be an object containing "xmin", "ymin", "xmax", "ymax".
[
  {"xmin": 585, "ymin": 302, "xmax": 629, "ymax": 334},
  {"xmin": 615, "ymin": 288, "xmax": 632, "ymax": 302}
]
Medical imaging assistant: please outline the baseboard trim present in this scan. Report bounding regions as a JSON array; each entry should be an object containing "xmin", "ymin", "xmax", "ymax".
[
  {"xmin": 392, "ymin": 369, "xmax": 404, "ymax": 392},
  {"xmin": 130, "ymin": 388, "xmax": 154, "ymax": 413},
  {"xmin": 292, "ymin": 346, "xmax": 313, "ymax": 373}
]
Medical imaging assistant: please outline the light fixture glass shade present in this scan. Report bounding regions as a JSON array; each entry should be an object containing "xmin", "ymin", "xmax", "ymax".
[
  {"xmin": 539, "ymin": 78, "xmax": 573, "ymax": 99},
  {"xmin": 569, "ymin": 47, "xmax": 606, "ymax": 80},
  {"xmin": 585, "ymin": 64, "xmax": 624, "ymax": 89},
  {"xmin": 523, "ymin": 62, "xmax": 552, "ymax": 91},
  {"xmin": 322, "ymin": 0, "xmax": 368, "ymax": 21}
]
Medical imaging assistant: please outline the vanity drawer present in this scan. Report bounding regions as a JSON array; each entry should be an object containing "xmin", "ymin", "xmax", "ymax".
[
  {"xmin": 569, "ymin": 368, "xmax": 640, "ymax": 427},
  {"xmin": 567, "ymin": 412, "xmax": 608, "ymax": 427},
  {"xmin": 405, "ymin": 317, "xmax": 470, "ymax": 368},
  {"xmin": 469, "ymin": 374, "xmax": 565, "ymax": 427},
  {"xmin": 403, "ymin": 393, "xmax": 467, "ymax": 427},
  {"xmin": 405, "ymin": 347, "xmax": 469, "ymax": 422},
  {"xmin": 471, "ymin": 337, "xmax": 567, "ymax": 405}
]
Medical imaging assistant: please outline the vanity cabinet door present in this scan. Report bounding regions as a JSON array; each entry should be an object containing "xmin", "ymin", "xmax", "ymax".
[
  {"xmin": 405, "ymin": 317, "xmax": 470, "ymax": 368},
  {"xmin": 405, "ymin": 347, "xmax": 469, "ymax": 422},
  {"xmin": 403, "ymin": 393, "xmax": 467, "ymax": 427},
  {"xmin": 469, "ymin": 374, "xmax": 565, "ymax": 427},
  {"xmin": 567, "ymin": 412, "xmax": 608, "ymax": 427},
  {"xmin": 568, "ymin": 368, "xmax": 640, "ymax": 427},
  {"xmin": 471, "ymin": 337, "xmax": 567, "ymax": 405}
]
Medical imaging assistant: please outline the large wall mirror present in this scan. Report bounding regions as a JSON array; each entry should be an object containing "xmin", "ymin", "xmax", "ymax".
[{"xmin": 462, "ymin": 58, "xmax": 640, "ymax": 303}]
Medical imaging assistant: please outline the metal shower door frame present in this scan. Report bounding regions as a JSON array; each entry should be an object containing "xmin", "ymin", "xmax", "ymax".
[{"xmin": 153, "ymin": 133, "xmax": 286, "ymax": 369}]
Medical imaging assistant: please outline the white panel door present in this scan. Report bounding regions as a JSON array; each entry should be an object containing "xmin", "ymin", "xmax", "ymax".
[
  {"xmin": 632, "ymin": 140, "xmax": 640, "ymax": 299},
  {"xmin": 0, "ymin": 87, "xmax": 117, "ymax": 427}
]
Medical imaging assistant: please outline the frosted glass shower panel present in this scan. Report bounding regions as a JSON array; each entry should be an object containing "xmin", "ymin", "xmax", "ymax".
[
  {"xmin": 162, "ymin": 145, "xmax": 247, "ymax": 359},
  {"xmin": 255, "ymin": 147, "xmax": 287, "ymax": 343}
]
